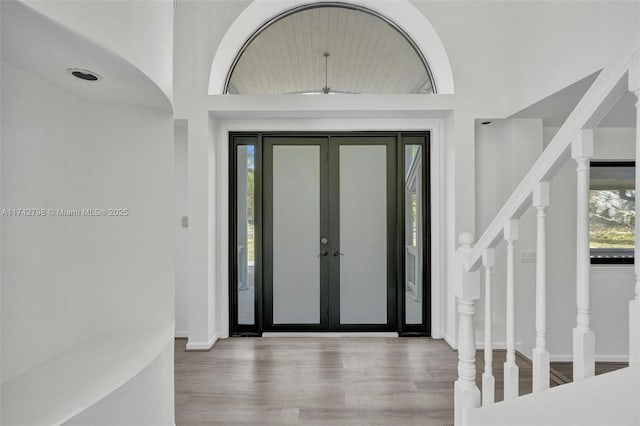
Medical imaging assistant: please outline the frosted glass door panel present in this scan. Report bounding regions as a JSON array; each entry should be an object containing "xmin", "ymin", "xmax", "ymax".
[
  {"xmin": 272, "ymin": 146, "xmax": 321, "ymax": 324},
  {"xmin": 339, "ymin": 145, "xmax": 387, "ymax": 324}
]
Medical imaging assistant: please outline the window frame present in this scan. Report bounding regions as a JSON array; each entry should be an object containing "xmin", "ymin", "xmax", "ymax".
[
  {"xmin": 224, "ymin": 2, "xmax": 437, "ymax": 95},
  {"xmin": 229, "ymin": 132, "xmax": 432, "ymax": 336},
  {"xmin": 589, "ymin": 160, "xmax": 635, "ymax": 265}
]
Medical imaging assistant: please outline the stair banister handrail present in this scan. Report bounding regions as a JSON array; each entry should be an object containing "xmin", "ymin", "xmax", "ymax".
[{"xmin": 464, "ymin": 42, "xmax": 640, "ymax": 273}]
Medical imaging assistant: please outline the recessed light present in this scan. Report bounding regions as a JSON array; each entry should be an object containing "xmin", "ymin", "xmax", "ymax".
[{"xmin": 67, "ymin": 68, "xmax": 101, "ymax": 82}]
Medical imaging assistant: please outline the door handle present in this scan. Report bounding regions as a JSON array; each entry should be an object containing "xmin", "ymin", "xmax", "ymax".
[
  {"xmin": 317, "ymin": 251, "xmax": 329, "ymax": 257},
  {"xmin": 332, "ymin": 250, "xmax": 344, "ymax": 257}
]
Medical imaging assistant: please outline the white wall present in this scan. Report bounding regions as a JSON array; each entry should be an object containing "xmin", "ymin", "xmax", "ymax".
[
  {"xmin": 412, "ymin": 1, "xmax": 507, "ymax": 115},
  {"xmin": 475, "ymin": 119, "xmax": 543, "ymax": 350},
  {"xmin": 174, "ymin": 0, "xmax": 250, "ymax": 114},
  {"xmin": 503, "ymin": 1, "xmax": 640, "ymax": 115},
  {"xmin": 2, "ymin": 1, "xmax": 174, "ymax": 423},
  {"xmin": 175, "ymin": 121, "xmax": 189, "ymax": 337},
  {"xmin": 2, "ymin": 42, "xmax": 176, "ymax": 426},
  {"xmin": 545, "ymin": 127, "xmax": 636, "ymax": 360},
  {"xmin": 64, "ymin": 342, "xmax": 175, "ymax": 426},
  {"xmin": 173, "ymin": 0, "xmax": 639, "ymax": 343},
  {"xmin": 476, "ymin": 121, "xmax": 636, "ymax": 361},
  {"xmin": 22, "ymin": 0, "xmax": 174, "ymax": 104},
  {"xmin": 412, "ymin": 1, "xmax": 639, "ymax": 116},
  {"xmin": 0, "ymin": 0, "xmax": 4, "ymax": 412},
  {"xmin": 1, "ymin": 57, "xmax": 174, "ymax": 379},
  {"xmin": 2, "ymin": 60, "xmax": 96, "ymax": 378}
]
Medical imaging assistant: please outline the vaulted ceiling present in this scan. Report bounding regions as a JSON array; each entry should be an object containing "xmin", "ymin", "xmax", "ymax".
[
  {"xmin": 227, "ymin": 5, "xmax": 434, "ymax": 95},
  {"xmin": 511, "ymin": 72, "xmax": 637, "ymax": 128}
]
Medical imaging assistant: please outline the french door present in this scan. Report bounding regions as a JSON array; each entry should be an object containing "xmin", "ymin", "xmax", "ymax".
[
  {"xmin": 230, "ymin": 133, "xmax": 430, "ymax": 335},
  {"xmin": 263, "ymin": 136, "xmax": 395, "ymax": 331}
]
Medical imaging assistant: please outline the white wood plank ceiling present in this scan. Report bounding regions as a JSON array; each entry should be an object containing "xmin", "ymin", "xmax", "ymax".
[{"xmin": 227, "ymin": 5, "xmax": 434, "ymax": 94}]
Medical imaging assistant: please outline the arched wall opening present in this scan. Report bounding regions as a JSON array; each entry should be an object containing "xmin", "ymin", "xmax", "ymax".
[
  {"xmin": 208, "ymin": 0, "xmax": 455, "ymax": 95},
  {"xmin": 184, "ymin": 0, "xmax": 458, "ymax": 346}
]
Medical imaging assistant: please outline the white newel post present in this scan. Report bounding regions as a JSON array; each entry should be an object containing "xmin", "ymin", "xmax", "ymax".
[
  {"xmin": 504, "ymin": 220, "xmax": 519, "ymax": 399},
  {"xmin": 482, "ymin": 248, "xmax": 495, "ymax": 405},
  {"xmin": 572, "ymin": 129, "xmax": 595, "ymax": 380},
  {"xmin": 532, "ymin": 182, "xmax": 550, "ymax": 391},
  {"xmin": 454, "ymin": 233, "xmax": 481, "ymax": 426},
  {"xmin": 630, "ymin": 56, "xmax": 640, "ymax": 366}
]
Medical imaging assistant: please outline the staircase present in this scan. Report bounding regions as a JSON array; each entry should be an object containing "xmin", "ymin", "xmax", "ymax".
[{"xmin": 454, "ymin": 42, "xmax": 640, "ymax": 425}]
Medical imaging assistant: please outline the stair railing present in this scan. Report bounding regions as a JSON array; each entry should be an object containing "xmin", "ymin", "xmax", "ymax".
[{"xmin": 454, "ymin": 42, "xmax": 640, "ymax": 426}]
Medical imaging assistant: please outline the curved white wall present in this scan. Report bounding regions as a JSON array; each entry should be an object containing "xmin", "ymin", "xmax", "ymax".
[
  {"xmin": 64, "ymin": 342, "xmax": 175, "ymax": 426},
  {"xmin": 2, "ymin": 1, "xmax": 174, "ymax": 423},
  {"xmin": 2, "ymin": 59, "xmax": 95, "ymax": 379},
  {"xmin": 1, "ymin": 58, "xmax": 174, "ymax": 379},
  {"xmin": 21, "ymin": 0, "xmax": 174, "ymax": 104}
]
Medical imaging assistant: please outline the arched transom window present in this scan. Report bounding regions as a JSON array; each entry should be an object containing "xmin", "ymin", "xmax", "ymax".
[{"xmin": 225, "ymin": 3, "xmax": 436, "ymax": 94}]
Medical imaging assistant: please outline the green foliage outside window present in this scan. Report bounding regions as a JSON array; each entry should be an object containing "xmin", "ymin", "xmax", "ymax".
[
  {"xmin": 589, "ymin": 162, "xmax": 635, "ymax": 261},
  {"xmin": 589, "ymin": 189, "xmax": 635, "ymax": 248}
]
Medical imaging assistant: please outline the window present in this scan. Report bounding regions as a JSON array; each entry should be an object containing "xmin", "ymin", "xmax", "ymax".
[
  {"xmin": 590, "ymin": 161, "xmax": 635, "ymax": 264},
  {"xmin": 225, "ymin": 4, "xmax": 435, "ymax": 95}
]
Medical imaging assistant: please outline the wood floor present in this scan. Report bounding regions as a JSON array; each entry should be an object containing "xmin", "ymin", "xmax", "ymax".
[
  {"xmin": 174, "ymin": 338, "xmax": 626, "ymax": 425},
  {"xmin": 175, "ymin": 337, "xmax": 459, "ymax": 425},
  {"xmin": 550, "ymin": 360, "xmax": 628, "ymax": 383}
]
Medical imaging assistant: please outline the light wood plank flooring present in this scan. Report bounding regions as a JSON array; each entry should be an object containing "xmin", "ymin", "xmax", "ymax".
[
  {"xmin": 550, "ymin": 361, "xmax": 628, "ymax": 383},
  {"xmin": 176, "ymin": 337, "xmax": 459, "ymax": 425},
  {"xmin": 175, "ymin": 338, "xmax": 525, "ymax": 425},
  {"xmin": 174, "ymin": 338, "xmax": 624, "ymax": 425}
]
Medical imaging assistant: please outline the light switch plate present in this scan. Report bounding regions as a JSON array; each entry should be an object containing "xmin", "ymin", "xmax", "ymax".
[
  {"xmin": 520, "ymin": 251, "xmax": 536, "ymax": 263},
  {"xmin": 181, "ymin": 216, "xmax": 188, "ymax": 228}
]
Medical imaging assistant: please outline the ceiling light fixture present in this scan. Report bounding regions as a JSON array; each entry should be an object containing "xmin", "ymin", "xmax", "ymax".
[
  {"xmin": 67, "ymin": 68, "xmax": 101, "ymax": 82},
  {"xmin": 322, "ymin": 52, "xmax": 330, "ymax": 94}
]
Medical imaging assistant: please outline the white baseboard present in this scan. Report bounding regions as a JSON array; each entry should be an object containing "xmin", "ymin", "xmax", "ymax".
[
  {"xmin": 477, "ymin": 341, "xmax": 509, "ymax": 350},
  {"xmin": 174, "ymin": 330, "xmax": 188, "ymax": 339},
  {"xmin": 443, "ymin": 335, "xmax": 518, "ymax": 352},
  {"xmin": 261, "ymin": 332, "xmax": 398, "ymax": 338},
  {"xmin": 442, "ymin": 342, "xmax": 628, "ymax": 363},
  {"xmin": 443, "ymin": 333, "xmax": 457, "ymax": 349},
  {"xmin": 549, "ymin": 354, "xmax": 629, "ymax": 363},
  {"xmin": 185, "ymin": 334, "xmax": 218, "ymax": 351}
]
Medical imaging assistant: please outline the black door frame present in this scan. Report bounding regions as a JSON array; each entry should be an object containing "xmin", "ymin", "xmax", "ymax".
[
  {"xmin": 229, "ymin": 132, "xmax": 431, "ymax": 336},
  {"xmin": 229, "ymin": 134, "xmax": 263, "ymax": 336},
  {"xmin": 397, "ymin": 134, "xmax": 431, "ymax": 336},
  {"xmin": 327, "ymin": 135, "xmax": 397, "ymax": 332},
  {"xmin": 263, "ymin": 136, "xmax": 331, "ymax": 331}
]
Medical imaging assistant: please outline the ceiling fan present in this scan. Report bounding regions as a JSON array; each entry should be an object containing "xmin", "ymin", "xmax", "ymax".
[{"xmin": 288, "ymin": 52, "xmax": 360, "ymax": 95}]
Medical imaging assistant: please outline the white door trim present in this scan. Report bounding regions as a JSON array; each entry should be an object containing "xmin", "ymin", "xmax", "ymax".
[{"xmin": 213, "ymin": 116, "xmax": 448, "ymax": 339}]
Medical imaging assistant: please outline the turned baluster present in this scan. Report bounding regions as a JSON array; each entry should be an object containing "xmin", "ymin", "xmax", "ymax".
[
  {"xmin": 571, "ymin": 130, "xmax": 595, "ymax": 380},
  {"xmin": 454, "ymin": 233, "xmax": 481, "ymax": 425},
  {"xmin": 482, "ymin": 248, "xmax": 495, "ymax": 405},
  {"xmin": 503, "ymin": 220, "xmax": 519, "ymax": 400},
  {"xmin": 532, "ymin": 182, "xmax": 551, "ymax": 391}
]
